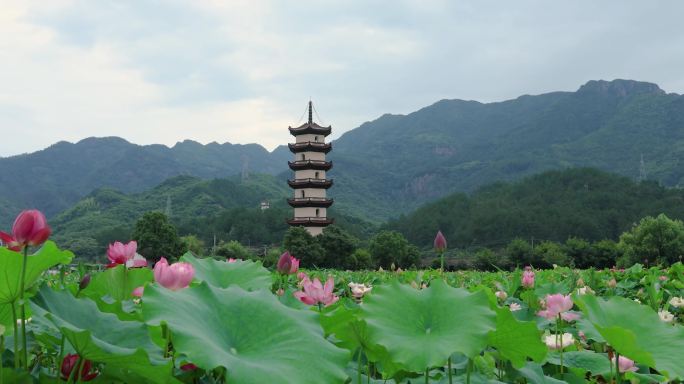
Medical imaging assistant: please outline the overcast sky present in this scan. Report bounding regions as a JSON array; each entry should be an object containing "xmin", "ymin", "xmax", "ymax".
[{"xmin": 1, "ymin": 1, "xmax": 683, "ymax": 157}]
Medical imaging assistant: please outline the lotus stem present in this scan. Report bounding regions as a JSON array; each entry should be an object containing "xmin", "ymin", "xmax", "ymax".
[
  {"xmin": 466, "ymin": 359, "xmax": 472, "ymax": 384},
  {"xmin": 448, "ymin": 357, "xmax": 453, "ymax": 384},
  {"xmin": 614, "ymin": 352, "xmax": 620, "ymax": 384},
  {"xmin": 58, "ymin": 335, "xmax": 66, "ymax": 376},
  {"xmin": 557, "ymin": 314, "xmax": 564, "ymax": 375},
  {"xmin": 1, "ymin": 334, "xmax": 4, "ymax": 384},
  {"xmin": 11, "ymin": 302, "xmax": 18, "ymax": 370},
  {"xmin": 425, "ymin": 368, "xmax": 429, "ymax": 384},
  {"xmin": 357, "ymin": 348, "xmax": 362, "ymax": 384},
  {"xmin": 19, "ymin": 246, "xmax": 29, "ymax": 369}
]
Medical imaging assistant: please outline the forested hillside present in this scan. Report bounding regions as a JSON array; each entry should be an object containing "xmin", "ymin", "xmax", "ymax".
[{"xmin": 387, "ymin": 168, "xmax": 684, "ymax": 248}]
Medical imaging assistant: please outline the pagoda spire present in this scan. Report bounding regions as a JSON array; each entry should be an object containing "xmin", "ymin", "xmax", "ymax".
[{"xmin": 308, "ymin": 100, "xmax": 313, "ymax": 124}]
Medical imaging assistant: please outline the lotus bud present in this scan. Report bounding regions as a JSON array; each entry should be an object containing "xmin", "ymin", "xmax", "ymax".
[
  {"xmin": 434, "ymin": 230, "xmax": 447, "ymax": 252},
  {"xmin": 79, "ymin": 274, "xmax": 91, "ymax": 291}
]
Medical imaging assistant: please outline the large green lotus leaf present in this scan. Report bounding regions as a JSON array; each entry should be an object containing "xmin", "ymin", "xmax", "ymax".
[
  {"xmin": 0, "ymin": 303, "xmax": 12, "ymax": 335},
  {"xmin": 361, "ymin": 279, "xmax": 495, "ymax": 373},
  {"xmin": 180, "ymin": 253, "xmax": 272, "ymax": 290},
  {"xmin": 517, "ymin": 362, "xmax": 568, "ymax": 384},
  {"xmin": 575, "ymin": 295, "xmax": 684, "ymax": 380},
  {"xmin": 545, "ymin": 351, "xmax": 610, "ymax": 375},
  {"xmin": 142, "ymin": 282, "xmax": 349, "ymax": 384},
  {"xmin": 488, "ymin": 307, "xmax": 547, "ymax": 368},
  {"xmin": 30, "ymin": 286, "xmax": 178, "ymax": 384},
  {"xmin": 0, "ymin": 241, "xmax": 73, "ymax": 304},
  {"xmin": 82, "ymin": 265, "xmax": 153, "ymax": 302}
]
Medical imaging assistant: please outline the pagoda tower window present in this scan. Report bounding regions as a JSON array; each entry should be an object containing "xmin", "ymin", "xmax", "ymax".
[
  {"xmin": 301, "ymin": 190, "xmax": 305, "ymax": 198},
  {"xmin": 315, "ymin": 171, "xmax": 320, "ymax": 179},
  {"xmin": 315, "ymin": 208, "xmax": 320, "ymax": 217},
  {"xmin": 301, "ymin": 154, "xmax": 306, "ymax": 160}
]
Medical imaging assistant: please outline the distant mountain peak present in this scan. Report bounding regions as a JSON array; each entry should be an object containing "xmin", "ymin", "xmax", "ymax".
[{"xmin": 577, "ymin": 79, "xmax": 665, "ymax": 97}]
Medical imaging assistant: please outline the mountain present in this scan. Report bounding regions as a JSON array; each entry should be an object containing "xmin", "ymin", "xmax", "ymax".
[
  {"xmin": 386, "ymin": 168, "xmax": 684, "ymax": 249},
  {"xmin": 329, "ymin": 79, "xmax": 684, "ymax": 220},
  {"xmin": 0, "ymin": 137, "xmax": 291, "ymax": 226},
  {"xmin": 2, "ymin": 79, "xmax": 684, "ymax": 227},
  {"xmin": 50, "ymin": 173, "xmax": 376, "ymax": 260}
]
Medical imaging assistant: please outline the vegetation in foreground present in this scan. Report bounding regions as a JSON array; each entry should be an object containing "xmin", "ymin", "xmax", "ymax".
[{"xmin": 1, "ymin": 210, "xmax": 684, "ymax": 383}]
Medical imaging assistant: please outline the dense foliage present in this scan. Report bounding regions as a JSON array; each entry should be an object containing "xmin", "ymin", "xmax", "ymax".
[
  {"xmin": 2, "ymin": 240, "xmax": 684, "ymax": 383},
  {"xmin": 387, "ymin": 168, "xmax": 684, "ymax": 249}
]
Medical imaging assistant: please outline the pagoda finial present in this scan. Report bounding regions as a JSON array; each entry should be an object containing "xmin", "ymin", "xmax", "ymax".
[{"xmin": 308, "ymin": 100, "xmax": 313, "ymax": 124}]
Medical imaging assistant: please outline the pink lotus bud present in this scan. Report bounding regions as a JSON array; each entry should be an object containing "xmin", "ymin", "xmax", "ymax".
[
  {"xmin": 522, "ymin": 268, "xmax": 535, "ymax": 288},
  {"xmin": 227, "ymin": 258, "xmax": 238, "ymax": 263},
  {"xmin": 79, "ymin": 274, "xmax": 91, "ymax": 291},
  {"xmin": 61, "ymin": 354, "xmax": 98, "ymax": 381},
  {"xmin": 153, "ymin": 257, "xmax": 195, "ymax": 291},
  {"xmin": 434, "ymin": 231, "xmax": 447, "ymax": 252},
  {"xmin": 2, "ymin": 210, "xmax": 51, "ymax": 249},
  {"xmin": 611, "ymin": 356, "xmax": 638, "ymax": 373},
  {"xmin": 180, "ymin": 363, "xmax": 198, "ymax": 371},
  {"xmin": 132, "ymin": 286, "xmax": 144, "ymax": 297},
  {"xmin": 608, "ymin": 278, "xmax": 617, "ymax": 288},
  {"xmin": 276, "ymin": 252, "xmax": 299, "ymax": 274}
]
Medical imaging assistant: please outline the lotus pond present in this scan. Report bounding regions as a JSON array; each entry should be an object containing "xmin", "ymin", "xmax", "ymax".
[{"xmin": 1, "ymin": 240, "xmax": 684, "ymax": 383}]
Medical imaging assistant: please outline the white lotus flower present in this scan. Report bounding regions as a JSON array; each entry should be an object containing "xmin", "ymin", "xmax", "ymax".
[
  {"xmin": 495, "ymin": 291, "xmax": 508, "ymax": 301},
  {"xmin": 669, "ymin": 297, "xmax": 684, "ymax": 308},
  {"xmin": 544, "ymin": 333, "xmax": 575, "ymax": 350},
  {"xmin": 509, "ymin": 302, "xmax": 522, "ymax": 311},
  {"xmin": 348, "ymin": 282, "xmax": 372, "ymax": 298},
  {"xmin": 658, "ymin": 310, "xmax": 675, "ymax": 323},
  {"xmin": 577, "ymin": 286, "xmax": 594, "ymax": 295}
]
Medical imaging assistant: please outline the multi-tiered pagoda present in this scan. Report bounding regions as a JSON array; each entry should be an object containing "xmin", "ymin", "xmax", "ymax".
[{"xmin": 286, "ymin": 101, "xmax": 334, "ymax": 235}]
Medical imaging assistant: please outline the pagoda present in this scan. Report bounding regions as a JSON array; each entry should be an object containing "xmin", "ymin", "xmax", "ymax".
[{"xmin": 286, "ymin": 101, "xmax": 334, "ymax": 235}]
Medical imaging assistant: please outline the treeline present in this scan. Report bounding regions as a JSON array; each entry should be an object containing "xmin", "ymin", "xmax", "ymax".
[{"xmin": 387, "ymin": 168, "xmax": 684, "ymax": 248}]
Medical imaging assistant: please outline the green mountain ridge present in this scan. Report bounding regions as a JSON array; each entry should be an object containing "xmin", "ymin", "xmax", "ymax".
[
  {"xmin": 386, "ymin": 168, "xmax": 684, "ymax": 249},
  {"xmin": 2, "ymin": 79, "xmax": 683, "ymax": 227}
]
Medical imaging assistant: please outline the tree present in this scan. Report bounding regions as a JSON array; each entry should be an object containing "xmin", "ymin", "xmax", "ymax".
[
  {"xmin": 181, "ymin": 235, "xmax": 206, "ymax": 256},
  {"xmin": 318, "ymin": 226, "xmax": 358, "ymax": 268},
  {"xmin": 564, "ymin": 237, "xmax": 593, "ymax": 269},
  {"xmin": 132, "ymin": 211, "xmax": 186, "ymax": 263},
  {"xmin": 348, "ymin": 248, "xmax": 374, "ymax": 270},
  {"xmin": 369, "ymin": 230, "xmax": 415, "ymax": 269},
  {"xmin": 534, "ymin": 241, "xmax": 570, "ymax": 268},
  {"xmin": 215, "ymin": 240, "xmax": 253, "ymax": 261},
  {"xmin": 592, "ymin": 239, "xmax": 619, "ymax": 269},
  {"xmin": 506, "ymin": 238, "xmax": 534, "ymax": 267},
  {"xmin": 618, "ymin": 214, "xmax": 684, "ymax": 266},
  {"xmin": 283, "ymin": 227, "xmax": 325, "ymax": 267}
]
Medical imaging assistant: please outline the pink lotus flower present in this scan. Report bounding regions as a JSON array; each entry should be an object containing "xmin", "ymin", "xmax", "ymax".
[
  {"xmin": 537, "ymin": 294, "xmax": 579, "ymax": 321},
  {"xmin": 434, "ymin": 231, "xmax": 447, "ymax": 252},
  {"xmin": 276, "ymin": 251, "xmax": 299, "ymax": 274},
  {"xmin": 611, "ymin": 356, "xmax": 638, "ymax": 373},
  {"xmin": 294, "ymin": 276, "xmax": 339, "ymax": 307},
  {"xmin": 127, "ymin": 253, "xmax": 148, "ymax": 268},
  {"xmin": 153, "ymin": 257, "xmax": 195, "ymax": 291},
  {"xmin": 0, "ymin": 210, "xmax": 51, "ymax": 250},
  {"xmin": 227, "ymin": 258, "xmax": 238, "ymax": 263},
  {"xmin": 106, "ymin": 241, "xmax": 138, "ymax": 268},
  {"xmin": 522, "ymin": 267, "xmax": 535, "ymax": 288}
]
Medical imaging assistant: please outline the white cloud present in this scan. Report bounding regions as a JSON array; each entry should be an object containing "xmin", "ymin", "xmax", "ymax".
[{"xmin": 1, "ymin": 0, "xmax": 684, "ymax": 156}]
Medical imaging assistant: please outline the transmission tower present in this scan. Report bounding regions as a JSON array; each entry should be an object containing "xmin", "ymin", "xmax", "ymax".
[{"xmin": 638, "ymin": 154, "xmax": 647, "ymax": 182}]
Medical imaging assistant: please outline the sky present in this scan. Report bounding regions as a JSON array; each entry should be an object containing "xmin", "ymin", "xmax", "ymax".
[{"xmin": 1, "ymin": 1, "xmax": 684, "ymax": 157}]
